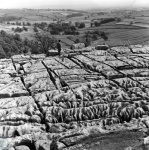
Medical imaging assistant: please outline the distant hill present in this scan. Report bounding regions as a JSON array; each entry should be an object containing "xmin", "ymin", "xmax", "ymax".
[{"xmin": 31, "ymin": 5, "xmax": 100, "ymax": 10}]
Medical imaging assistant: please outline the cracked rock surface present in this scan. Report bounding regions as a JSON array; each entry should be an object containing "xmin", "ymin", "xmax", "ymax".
[{"xmin": 1, "ymin": 46, "xmax": 149, "ymax": 149}]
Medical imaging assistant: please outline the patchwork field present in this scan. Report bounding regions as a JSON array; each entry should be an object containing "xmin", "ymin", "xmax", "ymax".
[{"xmin": 1, "ymin": 45, "xmax": 149, "ymax": 149}]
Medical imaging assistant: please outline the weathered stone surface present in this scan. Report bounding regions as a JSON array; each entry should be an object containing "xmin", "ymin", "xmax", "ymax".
[
  {"xmin": 8, "ymin": 147, "xmax": 15, "ymax": 150},
  {"xmin": 15, "ymin": 145, "xmax": 30, "ymax": 150},
  {"xmin": 60, "ymin": 134, "xmax": 86, "ymax": 147},
  {"xmin": 47, "ymin": 124, "xmax": 66, "ymax": 133},
  {"xmin": 35, "ymin": 140, "xmax": 51, "ymax": 150},
  {"xmin": 144, "ymin": 136, "xmax": 149, "ymax": 145},
  {"xmin": 0, "ymin": 123, "xmax": 45, "ymax": 138},
  {"xmin": 57, "ymin": 142, "xmax": 66, "ymax": 149}
]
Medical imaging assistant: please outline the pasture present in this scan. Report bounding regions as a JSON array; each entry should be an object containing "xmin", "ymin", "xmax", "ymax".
[{"xmin": 0, "ymin": 8, "xmax": 149, "ymax": 47}]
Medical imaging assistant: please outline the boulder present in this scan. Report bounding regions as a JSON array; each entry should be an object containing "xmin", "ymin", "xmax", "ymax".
[
  {"xmin": 47, "ymin": 124, "xmax": 66, "ymax": 133},
  {"xmin": 139, "ymin": 116, "xmax": 149, "ymax": 128},
  {"xmin": 70, "ymin": 43, "xmax": 85, "ymax": 50},
  {"xmin": 8, "ymin": 147, "xmax": 15, "ymax": 150},
  {"xmin": 60, "ymin": 134, "xmax": 85, "ymax": 147},
  {"xmin": 144, "ymin": 136, "xmax": 149, "ymax": 145},
  {"xmin": 35, "ymin": 140, "xmax": 51, "ymax": 150},
  {"xmin": 15, "ymin": 145, "xmax": 30, "ymax": 150},
  {"xmin": 30, "ymin": 115, "xmax": 41, "ymax": 123},
  {"xmin": 57, "ymin": 142, "xmax": 66, "ymax": 149}
]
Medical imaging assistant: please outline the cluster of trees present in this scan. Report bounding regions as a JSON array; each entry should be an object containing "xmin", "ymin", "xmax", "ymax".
[
  {"xmin": 49, "ymin": 22, "xmax": 79, "ymax": 35},
  {"xmin": 34, "ymin": 22, "xmax": 47, "ymax": 31},
  {"xmin": 67, "ymin": 13, "xmax": 83, "ymax": 18},
  {"xmin": 100, "ymin": 18, "xmax": 116, "ymax": 24},
  {"xmin": 7, "ymin": 21, "xmax": 31, "ymax": 26},
  {"xmin": 0, "ymin": 30, "xmax": 58, "ymax": 58},
  {"xmin": 12, "ymin": 26, "xmax": 28, "ymax": 33},
  {"xmin": 66, "ymin": 9, "xmax": 86, "ymax": 13},
  {"xmin": 0, "ymin": 16, "xmax": 21, "ymax": 23},
  {"xmin": 87, "ymin": 30, "xmax": 108, "ymax": 41},
  {"xmin": 75, "ymin": 22, "xmax": 85, "ymax": 28},
  {"xmin": 32, "ymin": 21, "xmax": 86, "ymax": 35},
  {"xmin": 0, "ymin": 30, "xmax": 26, "ymax": 57},
  {"xmin": 34, "ymin": 26, "xmax": 38, "ymax": 32},
  {"xmin": 91, "ymin": 18, "xmax": 117, "ymax": 27},
  {"xmin": 0, "ymin": 28, "xmax": 109, "ymax": 59}
]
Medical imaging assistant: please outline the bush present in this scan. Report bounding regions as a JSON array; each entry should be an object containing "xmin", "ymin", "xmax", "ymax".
[
  {"xmin": 75, "ymin": 31, "xmax": 80, "ymax": 35},
  {"xmin": 101, "ymin": 32, "xmax": 108, "ymax": 41},
  {"xmin": 67, "ymin": 13, "xmax": 83, "ymax": 18},
  {"xmin": 100, "ymin": 18, "xmax": 115, "ymax": 24},
  {"xmin": 50, "ymin": 30, "xmax": 60, "ymax": 35},
  {"xmin": 93, "ymin": 30, "xmax": 101, "ymax": 36},
  {"xmin": 34, "ymin": 26, "xmax": 38, "ymax": 32},
  {"xmin": 75, "ymin": 22, "xmax": 79, "ymax": 27},
  {"xmin": 92, "ymin": 34, "xmax": 99, "ymax": 40},
  {"xmin": 23, "ymin": 26, "xmax": 28, "ymax": 31},
  {"xmin": 84, "ymin": 38, "xmax": 91, "ymax": 47},
  {"xmin": 26, "ymin": 22, "xmax": 31, "ymax": 26},
  {"xmin": 94, "ymin": 21, "xmax": 100, "ymax": 27},
  {"xmin": 13, "ymin": 34, "xmax": 21, "ymax": 41},
  {"xmin": 14, "ymin": 27, "xmax": 23, "ymax": 33},
  {"xmin": 70, "ymin": 26, "xmax": 76, "ymax": 31},
  {"xmin": 78, "ymin": 23, "xmax": 85, "ymax": 28},
  {"xmin": 74, "ymin": 38, "xmax": 80, "ymax": 43},
  {"xmin": 64, "ymin": 29, "xmax": 77, "ymax": 35}
]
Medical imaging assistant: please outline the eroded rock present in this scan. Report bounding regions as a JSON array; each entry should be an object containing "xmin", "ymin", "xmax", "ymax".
[{"xmin": 15, "ymin": 145, "xmax": 30, "ymax": 150}]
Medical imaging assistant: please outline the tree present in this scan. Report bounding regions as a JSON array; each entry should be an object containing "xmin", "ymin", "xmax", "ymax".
[
  {"xmin": 14, "ymin": 34, "xmax": 21, "ymax": 41},
  {"xmin": 34, "ymin": 26, "xmax": 38, "ymax": 32},
  {"xmin": 90, "ymin": 22, "xmax": 93, "ymax": 27},
  {"xmin": 27, "ymin": 22, "xmax": 31, "ymax": 26},
  {"xmin": 101, "ymin": 32, "xmax": 108, "ymax": 41},
  {"xmin": 23, "ymin": 22, "xmax": 26, "ymax": 26},
  {"xmin": 94, "ymin": 21, "xmax": 100, "ymax": 27},
  {"xmin": 92, "ymin": 34, "xmax": 98, "ymax": 40},
  {"xmin": 93, "ymin": 30, "xmax": 101, "ymax": 36},
  {"xmin": 84, "ymin": 37, "xmax": 91, "ymax": 47},
  {"xmin": 23, "ymin": 26, "xmax": 28, "ymax": 31},
  {"xmin": 64, "ymin": 29, "xmax": 73, "ymax": 35},
  {"xmin": 75, "ymin": 22, "xmax": 79, "ymax": 27},
  {"xmin": 130, "ymin": 21, "xmax": 133, "ymax": 25},
  {"xmin": 78, "ymin": 23, "xmax": 85, "ymax": 28},
  {"xmin": 74, "ymin": 38, "xmax": 80, "ymax": 43},
  {"xmin": 14, "ymin": 27, "xmax": 23, "ymax": 33},
  {"xmin": 0, "ymin": 30, "xmax": 6, "ymax": 37},
  {"xmin": 0, "ymin": 45, "xmax": 6, "ymax": 58},
  {"xmin": 70, "ymin": 26, "xmax": 76, "ymax": 31},
  {"xmin": 50, "ymin": 30, "xmax": 60, "ymax": 35},
  {"xmin": 35, "ymin": 33, "xmax": 57, "ymax": 55}
]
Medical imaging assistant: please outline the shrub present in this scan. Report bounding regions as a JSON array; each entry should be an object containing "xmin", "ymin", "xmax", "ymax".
[
  {"xmin": 70, "ymin": 26, "xmax": 76, "ymax": 31},
  {"xmin": 23, "ymin": 26, "xmax": 28, "ymax": 31},
  {"xmin": 74, "ymin": 38, "xmax": 80, "ymax": 43},
  {"xmin": 92, "ymin": 34, "xmax": 99, "ymax": 40},
  {"xmin": 93, "ymin": 30, "xmax": 101, "ymax": 36},
  {"xmin": 34, "ymin": 26, "xmax": 38, "ymax": 32},
  {"xmin": 94, "ymin": 21, "xmax": 100, "ymax": 27},
  {"xmin": 50, "ymin": 30, "xmax": 60, "ymax": 35},
  {"xmin": 78, "ymin": 23, "xmax": 85, "ymax": 28}
]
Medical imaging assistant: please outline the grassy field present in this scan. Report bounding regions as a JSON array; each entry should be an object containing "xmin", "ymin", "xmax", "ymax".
[
  {"xmin": 0, "ymin": 9, "xmax": 149, "ymax": 47},
  {"xmin": 68, "ymin": 130, "xmax": 145, "ymax": 150}
]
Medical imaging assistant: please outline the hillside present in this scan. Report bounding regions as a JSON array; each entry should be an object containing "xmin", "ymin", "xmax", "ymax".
[{"xmin": 1, "ymin": 45, "xmax": 149, "ymax": 149}]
